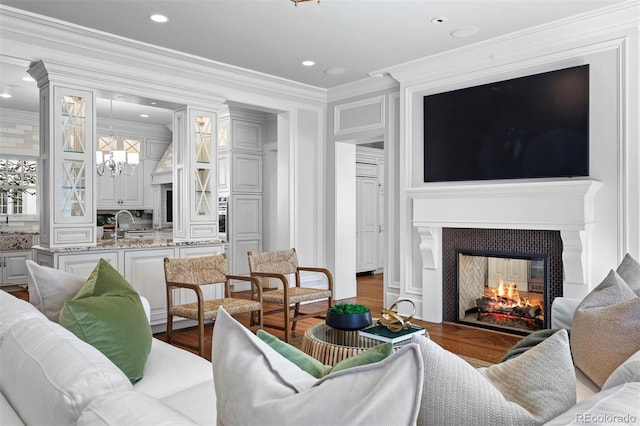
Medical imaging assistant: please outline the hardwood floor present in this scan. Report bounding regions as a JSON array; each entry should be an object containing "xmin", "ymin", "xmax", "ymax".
[{"xmin": 154, "ymin": 273, "xmax": 522, "ymax": 363}]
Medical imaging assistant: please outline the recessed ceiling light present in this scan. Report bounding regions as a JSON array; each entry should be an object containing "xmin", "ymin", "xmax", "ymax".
[
  {"xmin": 140, "ymin": 114, "xmax": 150, "ymax": 118},
  {"xmin": 450, "ymin": 26, "xmax": 479, "ymax": 38},
  {"xmin": 0, "ymin": 93, "xmax": 12, "ymax": 98},
  {"xmin": 324, "ymin": 67, "xmax": 345, "ymax": 76},
  {"xmin": 150, "ymin": 101, "xmax": 157, "ymax": 105},
  {"xmin": 431, "ymin": 17, "xmax": 447, "ymax": 24},
  {"xmin": 22, "ymin": 76, "xmax": 35, "ymax": 82},
  {"xmin": 149, "ymin": 14, "xmax": 169, "ymax": 23},
  {"xmin": 302, "ymin": 60, "xmax": 315, "ymax": 67}
]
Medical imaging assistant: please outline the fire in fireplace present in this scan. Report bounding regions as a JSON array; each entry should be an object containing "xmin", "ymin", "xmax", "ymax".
[{"xmin": 457, "ymin": 251, "xmax": 546, "ymax": 334}]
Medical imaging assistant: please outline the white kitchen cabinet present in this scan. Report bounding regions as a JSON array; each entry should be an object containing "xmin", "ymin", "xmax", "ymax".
[
  {"xmin": 487, "ymin": 257, "xmax": 529, "ymax": 290},
  {"xmin": 0, "ymin": 250, "xmax": 33, "ymax": 286},
  {"xmin": 123, "ymin": 247, "xmax": 175, "ymax": 325},
  {"xmin": 33, "ymin": 77, "xmax": 95, "ymax": 248},
  {"xmin": 218, "ymin": 152, "xmax": 230, "ymax": 193},
  {"xmin": 356, "ymin": 177, "xmax": 377, "ymax": 273},
  {"xmin": 97, "ymin": 161, "xmax": 145, "ymax": 208},
  {"xmin": 231, "ymin": 152, "xmax": 262, "ymax": 193},
  {"xmin": 231, "ymin": 119, "xmax": 262, "ymax": 152},
  {"xmin": 56, "ymin": 251, "xmax": 119, "ymax": 277}
]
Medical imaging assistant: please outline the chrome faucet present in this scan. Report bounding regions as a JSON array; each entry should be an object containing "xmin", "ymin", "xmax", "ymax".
[{"xmin": 114, "ymin": 210, "xmax": 135, "ymax": 243}]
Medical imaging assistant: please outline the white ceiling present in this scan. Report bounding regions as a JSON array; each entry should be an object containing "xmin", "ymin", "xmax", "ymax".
[{"xmin": 0, "ymin": 0, "xmax": 625, "ymax": 123}]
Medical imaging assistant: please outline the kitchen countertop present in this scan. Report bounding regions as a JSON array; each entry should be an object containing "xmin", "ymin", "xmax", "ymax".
[
  {"xmin": 33, "ymin": 238, "xmax": 226, "ymax": 253},
  {"xmin": 0, "ymin": 232, "xmax": 38, "ymax": 251}
]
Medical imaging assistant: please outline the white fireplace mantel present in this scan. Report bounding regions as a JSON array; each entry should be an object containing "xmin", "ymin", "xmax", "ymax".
[{"xmin": 407, "ymin": 178, "xmax": 602, "ymax": 322}]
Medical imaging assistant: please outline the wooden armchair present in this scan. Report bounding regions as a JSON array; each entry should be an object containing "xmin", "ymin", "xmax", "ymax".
[
  {"xmin": 163, "ymin": 254, "xmax": 263, "ymax": 357},
  {"xmin": 247, "ymin": 248, "xmax": 333, "ymax": 343}
]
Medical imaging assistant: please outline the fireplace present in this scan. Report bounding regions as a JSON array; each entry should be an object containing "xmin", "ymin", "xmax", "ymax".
[
  {"xmin": 457, "ymin": 250, "xmax": 547, "ymax": 334},
  {"xmin": 443, "ymin": 228, "xmax": 563, "ymax": 335}
]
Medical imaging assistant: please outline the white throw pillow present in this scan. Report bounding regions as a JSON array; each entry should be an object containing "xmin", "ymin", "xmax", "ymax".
[
  {"xmin": 545, "ymin": 382, "xmax": 640, "ymax": 426},
  {"xmin": 212, "ymin": 308, "xmax": 424, "ymax": 426},
  {"xmin": 0, "ymin": 317, "xmax": 132, "ymax": 425},
  {"xmin": 26, "ymin": 260, "xmax": 86, "ymax": 322},
  {"xmin": 412, "ymin": 329, "xmax": 576, "ymax": 426}
]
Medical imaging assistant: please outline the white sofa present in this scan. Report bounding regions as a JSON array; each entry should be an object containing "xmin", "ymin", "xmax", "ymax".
[
  {"xmin": 2, "ymin": 285, "xmax": 638, "ymax": 425},
  {"xmin": 545, "ymin": 297, "xmax": 640, "ymax": 425},
  {"xmin": 0, "ymin": 290, "xmax": 215, "ymax": 425}
]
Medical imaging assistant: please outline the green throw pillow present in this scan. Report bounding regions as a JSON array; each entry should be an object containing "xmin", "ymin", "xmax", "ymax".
[
  {"xmin": 256, "ymin": 329, "xmax": 392, "ymax": 378},
  {"xmin": 59, "ymin": 258, "xmax": 152, "ymax": 383}
]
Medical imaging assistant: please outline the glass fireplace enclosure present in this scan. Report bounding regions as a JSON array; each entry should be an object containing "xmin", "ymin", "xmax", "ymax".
[{"xmin": 456, "ymin": 250, "xmax": 547, "ymax": 335}]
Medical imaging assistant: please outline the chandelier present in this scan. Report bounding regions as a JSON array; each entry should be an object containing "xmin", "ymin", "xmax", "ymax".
[{"xmin": 96, "ymin": 100, "xmax": 138, "ymax": 177}]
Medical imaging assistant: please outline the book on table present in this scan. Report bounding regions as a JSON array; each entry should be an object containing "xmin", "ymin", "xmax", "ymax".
[{"xmin": 358, "ymin": 324, "xmax": 425, "ymax": 345}]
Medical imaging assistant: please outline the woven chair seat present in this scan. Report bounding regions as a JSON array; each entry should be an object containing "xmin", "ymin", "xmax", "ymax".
[
  {"xmin": 263, "ymin": 287, "xmax": 333, "ymax": 304},
  {"xmin": 169, "ymin": 298, "xmax": 262, "ymax": 320}
]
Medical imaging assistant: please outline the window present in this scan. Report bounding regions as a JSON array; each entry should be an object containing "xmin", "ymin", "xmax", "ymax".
[{"xmin": 0, "ymin": 157, "xmax": 38, "ymax": 216}]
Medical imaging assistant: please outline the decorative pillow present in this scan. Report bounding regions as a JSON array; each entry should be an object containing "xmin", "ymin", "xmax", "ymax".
[
  {"xmin": 545, "ymin": 382, "xmax": 640, "ymax": 426},
  {"xmin": 256, "ymin": 329, "xmax": 392, "ymax": 378},
  {"xmin": 571, "ymin": 269, "xmax": 640, "ymax": 387},
  {"xmin": 213, "ymin": 308, "xmax": 423, "ymax": 426},
  {"xmin": 602, "ymin": 349, "xmax": 640, "ymax": 391},
  {"xmin": 59, "ymin": 258, "xmax": 152, "ymax": 383},
  {"xmin": 499, "ymin": 328, "xmax": 561, "ymax": 362},
  {"xmin": 26, "ymin": 260, "xmax": 86, "ymax": 322},
  {"xmin": 412, "ymin": 329, "xmax": 575, "ymax": 426},
  {"xmin": 617, "ymin": 253, "xmax": 640, "ymax": 297}
]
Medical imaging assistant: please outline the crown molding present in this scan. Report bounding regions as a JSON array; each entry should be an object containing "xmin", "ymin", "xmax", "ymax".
[
  {"xmin": 381, "ymin": 0, "xmax": 639, "ymax": 86},
  {"xmin": 0, "ymin": 5, "xmax": 327, "ymax": 107},
  {"xmin": 327, "ymin": 75, "xmax": 399, "ymax": 103}
]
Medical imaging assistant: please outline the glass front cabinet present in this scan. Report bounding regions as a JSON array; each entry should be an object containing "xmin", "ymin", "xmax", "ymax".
[
  {"xmin": 172, "ymin": 107, "xmax": 218, "ymax": 241},
  {"xmin": 34, "ymin": 78, "xmax": 96, "ymax": 248}
]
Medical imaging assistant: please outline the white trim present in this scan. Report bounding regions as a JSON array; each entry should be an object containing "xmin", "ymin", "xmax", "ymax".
[{"xmin": 333, "ymin": 95, "xmax": 385, "ymax": 136}]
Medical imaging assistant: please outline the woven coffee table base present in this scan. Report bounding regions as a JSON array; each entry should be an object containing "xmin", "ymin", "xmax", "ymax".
[{"xmin": 301, "ymin": 322, "xmax": 388, "ymax": 366}]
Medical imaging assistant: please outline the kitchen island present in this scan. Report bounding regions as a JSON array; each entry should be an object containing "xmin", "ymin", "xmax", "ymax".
[{"xmin": 33, "ymin": 239, "xmax": 227, "ymax": 328}]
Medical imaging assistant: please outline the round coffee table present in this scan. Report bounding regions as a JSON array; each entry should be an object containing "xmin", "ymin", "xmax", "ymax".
[{"xmin": 301, "ymin": 322, "xmax": 388, "ymax": 366}]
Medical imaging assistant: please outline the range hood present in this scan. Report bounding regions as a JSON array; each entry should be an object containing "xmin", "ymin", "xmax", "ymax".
[{"xmin": 151, "ymin": 143, "xmax": 173, "ymax": 185}]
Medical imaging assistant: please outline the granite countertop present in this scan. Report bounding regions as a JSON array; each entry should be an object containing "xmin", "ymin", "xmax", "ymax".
[
  {"xmin": 0, "ymin": 232, "xmax": 37, "ymax": 251},
  {"xmin": 33, "ymin": 238, "xmax": 226, "ymax": 252}
]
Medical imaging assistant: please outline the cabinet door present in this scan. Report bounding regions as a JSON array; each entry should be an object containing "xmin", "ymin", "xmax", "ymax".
[
  {"xmin": 119, "ymin": 161, "xmax": 144, "ymax": 207},
  {"xmin": 124, "ymin": 248, "xmax": 175, "ymax": 325},
  {"xmin": 58, "ymin": 252, "xmax": 118, "ymax": 277},
  {"xmin": 232, "ymin": 119, "xmax": 262, "ymax": 152},
  {"xmin": 231, "ymin": 153, "xmax": 262, "ymax": 193},
  {"xmin": 218, "ymin": 152, "xmax": 230, "ymax": 194},
  {"xmin": 2, "ymin": 250, "xmax": 32, "ymax": 285}
]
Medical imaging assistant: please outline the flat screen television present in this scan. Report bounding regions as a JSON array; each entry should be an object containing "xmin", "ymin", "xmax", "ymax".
[{"xmin": 423, "ymin": 65, "xmax": 589, "ymax": 182}]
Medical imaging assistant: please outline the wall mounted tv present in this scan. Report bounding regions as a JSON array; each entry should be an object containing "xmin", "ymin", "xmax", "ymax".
[{"xmin": 423, "ymin": 65, "xmax": 589, "ymax": 182}]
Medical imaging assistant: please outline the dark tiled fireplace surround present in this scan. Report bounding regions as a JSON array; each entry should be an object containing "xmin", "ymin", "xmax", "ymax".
[{"xmin": 442, "ymin": 228, "xmax": 564, "ymax": 332}]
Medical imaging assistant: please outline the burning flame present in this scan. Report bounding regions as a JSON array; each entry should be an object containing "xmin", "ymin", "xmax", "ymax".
[{"xmin": 486, "ymin": 279, "xmax": 538, "ymax": 309}]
